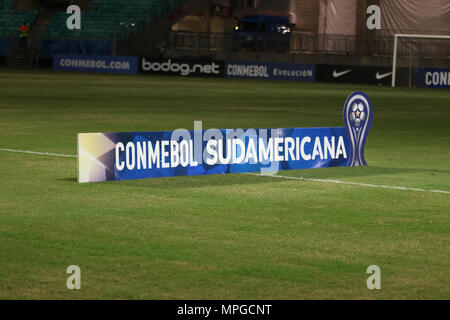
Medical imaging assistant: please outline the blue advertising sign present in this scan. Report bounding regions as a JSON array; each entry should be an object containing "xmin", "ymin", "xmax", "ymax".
[
  {"xmin": 78, "ymin": 91, "xmax": 373, "ymax": 183},
  {"xmin": 225, "ymin": 61, "xmax": 315, "ymax": 81},
  {"xmin": 414, "ymin": 68, "xmax": 450, "ymax": 88},
  {"xmin": 53, "ymin": 54, "xmax": 138, "ymax": 74}
]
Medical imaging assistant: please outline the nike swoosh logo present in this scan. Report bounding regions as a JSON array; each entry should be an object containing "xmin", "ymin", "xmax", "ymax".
[
  {"xmin": 333, "ymin": 70, "xmax": 352, "ymax": 78},
  {"xmin": 375, "ymin": 71, "xmax": 392, "ymax": 80}
]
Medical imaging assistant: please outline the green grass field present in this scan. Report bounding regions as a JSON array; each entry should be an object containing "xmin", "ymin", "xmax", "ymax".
[{"xmin": 0, "ymin": 70, "xmax": 449, "ymax": 299}]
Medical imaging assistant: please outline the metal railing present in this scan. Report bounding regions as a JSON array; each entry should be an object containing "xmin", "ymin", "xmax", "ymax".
[{"xmin": 168, "ymin": 31, "xmax": 450, "ymax": 59}]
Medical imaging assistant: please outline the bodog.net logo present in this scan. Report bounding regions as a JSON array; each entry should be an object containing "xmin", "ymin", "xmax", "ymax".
[{"xmin": 141, "ymin": 58, "xmax": 223, "ymax": 77}]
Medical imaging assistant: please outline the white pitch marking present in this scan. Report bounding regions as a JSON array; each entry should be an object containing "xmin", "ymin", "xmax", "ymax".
[
  {"xmin": 246, "ymin": 173, "xmax": 450, "ymax": 195},
  {"xmin": 1, "ymin": 147, "xmax": 449, "ymax": 195},
  {"xmin": 0, "ymin": 148, "xmax": 76, "ymax": 158}
]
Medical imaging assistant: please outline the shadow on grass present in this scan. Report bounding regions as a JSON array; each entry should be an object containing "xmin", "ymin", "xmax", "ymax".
[
  {"xmin": 60, "ymin": 172, "xmax": 281, "ymax": 189},
  {"xmin": 59, "ymin": 165, "xmax": 447, "ymax": 189},
  {"xmin": 116, "ymin": 173, "xmax": 276, "ymax": 189}
]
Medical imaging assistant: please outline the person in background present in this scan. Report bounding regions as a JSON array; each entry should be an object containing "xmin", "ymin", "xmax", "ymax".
[{"xmin": 19, "ymin": 22, "xmax": 30, "ymax": 48}]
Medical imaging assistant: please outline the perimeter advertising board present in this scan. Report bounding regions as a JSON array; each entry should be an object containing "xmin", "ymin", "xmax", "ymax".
[
  {"xmin": 53, "ymin": 54, "xmax": 138, "ymax": 74},
  {"xmin": 225, "ymin": 61, "xmax": 315, "ymax": 81}
]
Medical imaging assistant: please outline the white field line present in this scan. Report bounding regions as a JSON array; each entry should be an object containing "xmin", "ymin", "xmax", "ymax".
[
  {"xmin": 0, "ymin": 148, "xmax": 77, "ymax": 158},
  {"xmin": 247, "ymin": 173, "xmax": 450, "ymax": 195},
  {"xmin": 1, "ymin": 147, "xmax": 449, "ymax": 195}
]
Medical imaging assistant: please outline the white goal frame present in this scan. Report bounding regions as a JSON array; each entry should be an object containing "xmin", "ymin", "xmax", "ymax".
[{"xmin": 391, "ymin": 34, "xmax": 450, "ymax": 87}]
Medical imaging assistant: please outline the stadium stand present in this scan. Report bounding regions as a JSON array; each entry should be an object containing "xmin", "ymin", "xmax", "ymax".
[
  {"xmin": 0, "ymin": 0, "xmax": 37, "ymax": 56},
  {"xmin": 40, "ymin": 0, "xmax": 181, "ymax": 56},
  {"xmin": 0, "ymin": 0, "xmax": 37, "ymax": 37},
  {"xmin": 44, "ymin": 0, "xmax": 181, "ymax": 40}
]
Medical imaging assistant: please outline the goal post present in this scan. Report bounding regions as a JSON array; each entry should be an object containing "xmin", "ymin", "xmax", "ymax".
[{"xmin": 391, "ymin": 34, "xmax": 450, "ymax": 87}]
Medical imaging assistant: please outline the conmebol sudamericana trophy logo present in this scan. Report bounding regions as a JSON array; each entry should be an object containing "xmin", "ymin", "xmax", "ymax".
[{"xmin": 344, "ymin": 91, "xmax": 373, "ymax": 167}]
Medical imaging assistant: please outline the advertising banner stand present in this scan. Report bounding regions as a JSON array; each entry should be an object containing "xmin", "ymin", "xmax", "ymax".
[{"xmin": 78, "ymin": 92, "xmax": 373, "ymax": 183}]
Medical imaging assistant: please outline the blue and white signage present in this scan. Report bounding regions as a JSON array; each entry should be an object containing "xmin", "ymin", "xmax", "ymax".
[
  {"xmin": 78, "ymin": 91, "xmax": 373, "ymax": 183},
  {"xmin": 414, "ymin": 68, "xmax": 450, "ymax": 88},
  {"xmin": 53, "ymin": 54, "xmax": 138, "ymax": 74},
  {"xmin": 225, "ymin": 61, "xmax": 315, "ymax": 81}
]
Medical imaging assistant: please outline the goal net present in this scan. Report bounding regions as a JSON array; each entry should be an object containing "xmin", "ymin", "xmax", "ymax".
[{"xmin": 391, "ymin": 34, "xmax": 450, "ymax": 88}]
